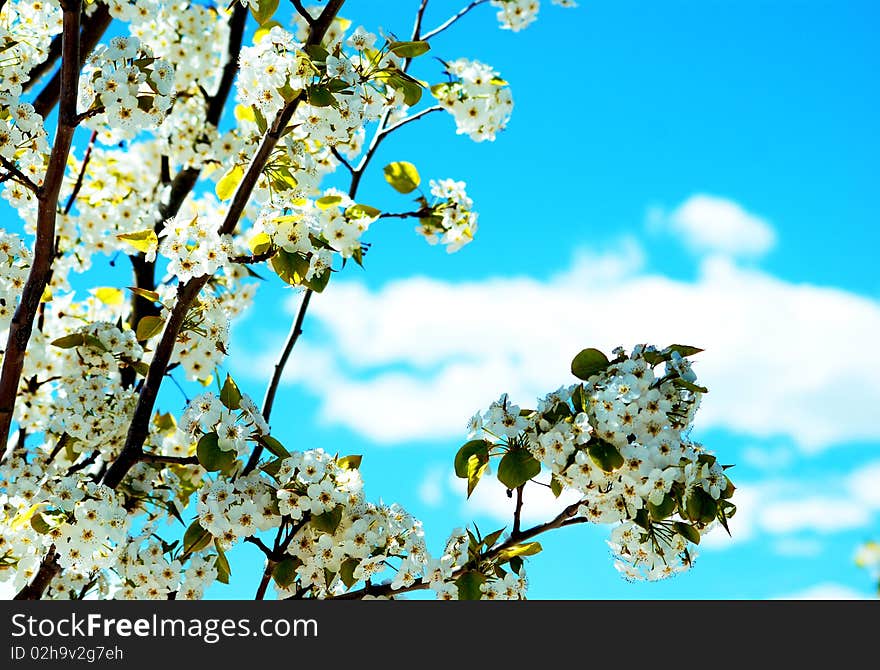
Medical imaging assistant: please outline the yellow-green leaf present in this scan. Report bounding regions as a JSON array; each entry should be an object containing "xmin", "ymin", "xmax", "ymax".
[
  {"xmin": 136, "ymin": 315, "xmax": 165, "ymax": 341},
  {"xmin": 316, "ymin": 194, "xmax": 343, "ymax": 210},
  {"xmin": 216, "ymin": 164, "xmax": 244, "ymax": 201},
  {"xmin": 337, "ymin": 455, "xmax": 362, "ymax": 470},
  {"xmin": 93, "ymin": 287, "xmax": 123, "ymax": 305},
  {"xmin": 383, "ymin": 161, "xmax": 420, "ymax": 194},
  {"xmin": 128, "ymin": 287, "xmax": 161, "ymax": 302},
  {"xmin": 496, "ymin": 542, "xmax": 543, "ymax": 562},
  {"xmin": 183, "ymin": 520, "xmax": 212, "ymax": 554},
  {"xmin": 117, "ymin": 229, "xmax": 158, "ymax": 253}
]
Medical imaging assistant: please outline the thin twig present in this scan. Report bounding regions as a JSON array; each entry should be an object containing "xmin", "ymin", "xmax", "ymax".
[
  {"xmin": 290, "ymin": 0, "xmax": 316, "ymax": 25},
  {"xmin": 381, "ymin": 105, "xmax": 443, "ymax": 137},
  {"xmin": 63, "ymin": 130, "xmax": 98, "ymax": 215},
  {"xmin": 242, "ymin": 289, "xmax": 312, "ymax": 476},
  {"xmin": 422, "ymin": 0, "xmax": 490, "ymax": 41},
  {"xmin": 412, "ymin": 0, "xmax": 431, "ymax": 40},
  {"xmin": 512, "ymin": 484, "xmax": 524, "ymax": 537},
  {"xmin": 229, "ymin": 249, "xmax": 277, "ymax": 265},
  {"xmin": 329, "ymin": 146, "xmax": 355, "ymax": 174},
  {"xmin": 0, "ymin": 155, "xmax": 40, "ymax": 193}
]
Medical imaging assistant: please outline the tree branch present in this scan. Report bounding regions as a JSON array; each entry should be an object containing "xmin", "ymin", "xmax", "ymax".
[
  {"xmin": 412, "ymin": 0, "xmax": 431, "ymax": 40},
  {"xmin": 139, "ymin": 453, "xmax": 200, "ymax": 466},
  {"xmin": 102, "ymin": 0, "xmax": 346, "ymax": 492},
  {"xmin": 32, "ymin": 3, "xmax": 112, "ymax": 120},
  {"xmin": 381, "ymin": 105, "xmax": 443, "ymax": 136},
  {"xmin": 422, "ymin": 0, "xmax": 490, "ymax": 41},
  {"xmin": 14, "ymin": 547, "xmax": 60, "ymax": 600},
  {"xmin": 290, "ymin": 0, "xmax": 316, "ymax": 25},
  {"xmin": 0, "ymin": 0, "xmax": 83, "ymax": 449}
]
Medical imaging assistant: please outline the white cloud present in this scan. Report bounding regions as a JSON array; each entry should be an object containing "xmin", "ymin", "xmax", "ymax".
[
  {"xmin": 760, "ymin": 497, "xmax": 871, "ymax": 534},
  {"xmin": 243, "ymin": 235, "xmax": 880, "ymax": 452},
  {"xmin": 773, "ymin": 583, "xmax": 870, "ymax": 600},
  {"xmin": 847, "ymin": 461, "xmax": 880, "ymax": 509},
  {"xmin": 772, "ymin": 538, "xmax": 824, "ymax": 557},
  {"xmin": 662, "ymin": 194, "xmax": 776, "ymax": 258},
  {"xmin": 418, "ymin": 466, "xmax": 446, "ymax": 506}
]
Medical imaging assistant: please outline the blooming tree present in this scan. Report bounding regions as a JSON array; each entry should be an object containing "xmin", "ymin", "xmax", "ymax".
[{"xmin": 0, "ymin": 0, "xmax": 736, "ymax": 601}]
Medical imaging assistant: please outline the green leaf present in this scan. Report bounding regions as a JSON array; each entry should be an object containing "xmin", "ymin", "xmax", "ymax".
[
  {"xmin": 339, "ymin": 558, "xmax": 359, "ymax": 589},
  {"xmin": 509, "ymin": 556, "xmax": 523, "ymax": 575},
  {"xmin": 497, "ymin": 448, "xmax": 541, "ymax": 490},
  {"xmin": 454, "ymin": 440, "xmax": 491, "ymax": 478},
  {"xmin": 672, "ymin": 378, "xmax": 709, "ymax": 394},
  {"xmin": 213, "ymin": 540, "xmax": 231, "ymax": 584},
  {"xmin": 50, "ymin": 333, "xmax": 106, "ymax": 351},
  {"xmin": 648, "ymin": 494, "xmax": 677, "ymax": 521},
  {"xmin": 135, "ymin": 315, "xmax": 165, "ymax": 341},
  {"xmin": 311, "ymin": 504, "xmax": 343, "ymax": 534},
  {"xmin": 337, "ymin": 454, "xmax": 362, "ymax": 470},
  {"xmin": 571, "ymin": 348, "xmax": 610, "ymax": 381},
  {"xmin": 182, "ymin": 520, "xmax": 212, "ymax": 554},
  {"xmin": 306, "ymin": 85, "xmax": 335, "ymax": 108},
  {"xmin": 249, "ymin": 0, "xmax": 279, "ymax": 25},
  {"xmin": 571, "ymin": 384, "xmax": 587, "ymax": 414},
  {"xmin": 685, "ymin": 488, "xmax": 718, "ymax": 524},
  {"xmin": 550, "ymin": 474, "xmax": 564, "ymax": 498},
  {"xmin": 496, "ymin": 541, "xmax": 543, "ymax": 562},
  {"xmin": 674, "ymin": 521, "xmax": 701, "ymax": 545},
  {"xmin": 346, "ymin": 204, "xmax": 382, "ymax": 219},
  {"xmin": 587, "ymin": 439, "xmax": 624, "ymax": 473},
  {"xmin": 303, "ymin": 44, "xmax": 329, "ymax": 62},
  {"xmin": 455, "ymin": 571, "xmax": 486, "ymax": 600},
  {"xmin": 467, "ymin": 453, "xmax": 488, "ymax": 499},
  {"xmin": 219, "ymin": 374, "xmax": 242, "ymax": 410},
  {"xmin": 215, "ymin": 164, "xmax": 244, "ymax": 201},
  {"xmin": 270, "ymin": 249, "xmax": 310, "ymax": 286},
  {"xmin": 116, "ymin": 229, "xmax": 158, "ymax": 253},
  {"xmin": 196, "ymin": 433, "xmax": 236, "ymax": 473},
  {"xmin": 302, "ymin": 268, "xmax": 331, "ymax": 293},
  {"xmin": 30, "ymin": 512, "xmax": 50, "ymax": 535},
  {"xmin": 388, "ymin": 40, "xmax": 431, "ymax": 58},
  {"xmin": 261, "ymin": 436, "xmax": 290, "ymax": 459},
  {"xmin": 272, "ymin": 558, "xmax": 300, "ymax": 588},
  {"xmin": 482, "ymin": 528, "xmax": 505, "ymax": 550},
  {"xmin": 260, "ymin": 457, "xmax": 284, "ymax": 480},
  {"xmin": 383, "ymin": 161, "xmax": 420, "ymax": 194}
]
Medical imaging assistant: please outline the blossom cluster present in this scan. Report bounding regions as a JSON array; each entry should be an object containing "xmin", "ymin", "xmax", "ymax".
[
  {"xmin": 0, "ymin": 232, "xmax": 31, "ymax": 330},
  {"xmin": 464, "ymin": 345, "xmax": 735, "ymax": 581},
  {"xmin": 417, "ymin": 179, "xmax": 479, "ymax": 253},
  {"xmin": 491, "ymin": 0, "xmax": 578, "ymax": 32},
  {"xmin": 432, "ymin": 58, "xmax": 513, "ymax": 142},
  {"xmin": 0, "ymin": 0, "xmax": 63, "ymax": 98},
  {"xmin": 0, "ymin": 102, "xmax": 48, "ymax": 209},
  {"xmin": 78, "ymin": 35, "xmax": 175, "ymax": 142}
]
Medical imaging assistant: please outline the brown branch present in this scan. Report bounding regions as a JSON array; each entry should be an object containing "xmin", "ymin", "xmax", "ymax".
[
  {"xmin": 139, "ymin": 453, "xmax": 200, "ymax": 466},
  {"xmin": 102, "ymin": 0, "xmax": 346, "ymax": 492},
  {"xmin": 0, "ymin": 0, "xmax": 83, "ymax": 448},
  {"xmin": 124, "ymin": 3, "xmax": 248, "ymax": 389},
  {"xmin": 254, "ymin": 559, "xmax": 277, "ymax": 600},
  {"xmin": 290, "ymin": 0, "xmax": 316, "ymax": 25},
  {"xmin": 242, "ymin": 288, "xmax": 312, "ymax": 476},
  {"xmin": 229, "ymin": 248, "xmax": 277, "ymax": 265},
  {"xmin": 14, "ymin": 547, "xmax": 60, "ymax": 600},
  {"xmin": 513, "ymin": 484, "xmax": 524, "ymax": 537},
  {"xmin": 422, "ymin": 0, "xmax": 490, "ymax": 41},
  {"xmin": 32, "ymin": 3, "xmax": 111, "ymax": 120},
  {"xmin": 330, "ymin": 501, "xmax": 585, "ymax": 600}
]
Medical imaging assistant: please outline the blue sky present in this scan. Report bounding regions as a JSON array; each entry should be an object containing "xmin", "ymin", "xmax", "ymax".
[{"xmin": 6, "ymin": 0, "xmax": 880, "ymax": 599}]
